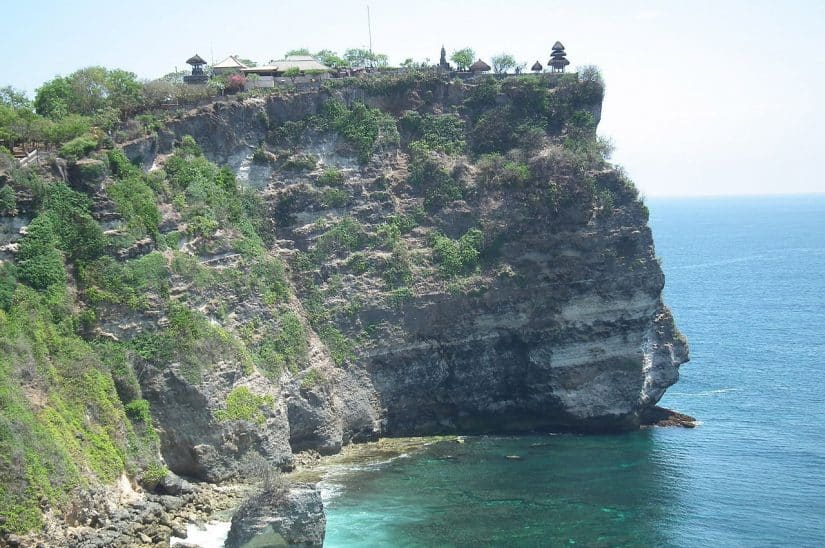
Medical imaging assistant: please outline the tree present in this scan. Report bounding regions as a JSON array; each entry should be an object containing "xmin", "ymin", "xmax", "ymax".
[
  {"xmin": 285, "ymin": 48, "xmax": 311, "ymax": 57},
  {"xmin": 105, "ymin": 69, "xmax": 143, "ymax": 117},
  {"xmin": 492, "ymin": 53, "xmax": 518, "ymax": 74},
  {"xmin": 66, "ymin": 66, "xmax": 109, "ymax": 116},
  {"xmin": 314, "ymin": 49, "xmax": 348, "ymax": 69},
  {"xmin": 450, "ymin": 48, "xmax": 475, "ymax": 71},
  {"xmin": 0, "ymin": 86, "xmax": 31, "ymax": 110},
  {"xmin": 35, "ymin": 67, "xmax": 142, "ymax": 121},
  {"xmin": 0, "ymin": 105, "xmax": 22, "ymax": 147},
  {"xmin": 34, "ymin": 76, "xmax": 72, "ymax": 118},
  {"xmin": 344, "ymin": 48, "xmax": 389, "ymax": 69}
]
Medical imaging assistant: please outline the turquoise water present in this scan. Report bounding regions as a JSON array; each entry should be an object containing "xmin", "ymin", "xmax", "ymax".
[{"xmin": 323, "ymin": 195, "xmax": 825, "ymax": 547}]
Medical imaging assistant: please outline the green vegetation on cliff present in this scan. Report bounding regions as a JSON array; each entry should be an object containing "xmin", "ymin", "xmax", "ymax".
[
  {"xmin": 0, "ymin": 287, "xmax": 159, "ymax": 532},
  {"xmin": 0, "ymin": 67, "xmax": 649, "ymax": 536}
]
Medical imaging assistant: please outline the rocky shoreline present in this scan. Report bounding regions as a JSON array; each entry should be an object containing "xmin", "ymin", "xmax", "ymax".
[
  {"xmin": 5, "ymin": 422, "xmax": 697, "ymax": 547},
  {"xmin": 5, "ymin": 476, "xmax": 248, "ymax": 548}
]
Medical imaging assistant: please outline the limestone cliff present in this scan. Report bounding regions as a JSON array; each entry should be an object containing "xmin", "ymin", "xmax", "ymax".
[
  {"xmin": 117, "ymin": 74, "xmax": 688, "ymax": 464},
  {"xmin": 0, "ymin": 71, "xmax": 688, "ymax": 538}
]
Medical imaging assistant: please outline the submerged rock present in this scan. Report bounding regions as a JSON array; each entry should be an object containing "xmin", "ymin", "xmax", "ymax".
[{"xmin": 640, "ymin": 405, "xmax": 697, "ymax": 428}]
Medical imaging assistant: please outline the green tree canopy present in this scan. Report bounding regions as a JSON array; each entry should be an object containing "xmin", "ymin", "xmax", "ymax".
[
  {"xmin": 344, "ymin": 48, "xmax": 389, "ymax": 68},
  {"xmin": 105, "ymin": 69, "xmax": 143, "ymax": 117},
  {"xmin": 34, "ymin": 67, "xmax": 142, "ymax": 120},
  {"xmin": 491, "ymin": 53, "xmax": 518, "ymax": 74},
  {"xmin": 450, "ymin": 48, "xmax": 475, "ymax": 71},
  {"xmin": 34, "ymin": 76, "xmax": 72, "ymax": 118},
  {"xmin": 314, "ymin": 49, "xmax": 349, "ymax": 69},
  {"xmin": 0, "ymin": 86, "xmax": 32, "ymax": 110}
]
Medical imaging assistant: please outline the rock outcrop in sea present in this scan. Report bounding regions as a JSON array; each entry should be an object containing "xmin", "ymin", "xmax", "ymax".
[{"xmin": 225, "ymin": 484, "xmax": 325, "ymax": 548}]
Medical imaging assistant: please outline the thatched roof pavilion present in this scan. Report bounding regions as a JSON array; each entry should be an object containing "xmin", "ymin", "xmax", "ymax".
[
  {"xmin": 469, "ymin": 59, "xmax": 491, "ymax": 73},
  {"xmin": 186, "ymin": 54, "xmax": 207, "ymax": 66},
  {"xmin": 184, "ymin": 53, "xmax": 208, "ymax": 83},
  {"xmin": 531, "ymin": 61, "xmax": 543, "ymax": 72},
  {"xmin": 548, "ymin": 42, "xmax": 570, "ymax": 73}
]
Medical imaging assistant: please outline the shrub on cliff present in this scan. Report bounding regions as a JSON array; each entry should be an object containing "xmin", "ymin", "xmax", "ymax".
[
  {"xmin": 0, "ymin": 262, "xmax": 15, "ymax": 311},
  {"xmin": 16, "ymin": 215, "xmax": 66, "ymax": 290},
  {"xmin": 399, "ymin": 111, "xmax": 466, "ymax": 155},
  {"xmin": 407, "ymin": 143, "xmax": 464, "ymax": 211},
  {"xmin": 254, "ymin": 311, "xmax": 308, "ymax": 376},
  {"xmin": 42, "ymin": 183, "xmax": 105, "ymax": 263},
  {"xmin": 314, "ymin": 217, "xmax": 370, "ymax": 258},
  {"xmin": 318, "ymin": 100, "xmax": 399, "ymax": 163},
  {"xmin": 430, "ymin": 228, "xmax": 484, "ymax": 277},
  {"xmin": 470, "ymin": 106, "xmax": 519, "ymax": 154},
  {"xmin": 215, "ymin": 387, "xmax": 273, "ymax": 425},
  {"xmin": 58, "ymin": 134, "xmax": 98, "ymax": 163},
  {"xmin": 476, "ymin": 153, "xmax": 532, "ymax": 187},
  {"xmin": 316, "ymin": 168, "xmax": 345, "ymax": 187},
  {"xmin": 108, "ymin": 175, "xmax": 161, "ymax": 239},
  {"xmin": 0, "ymin": 184, "xmax": 16, "ymax": 214},
  {"xmin": 464, "ymin": 78, "xmax": 500, "ymax": 111}
]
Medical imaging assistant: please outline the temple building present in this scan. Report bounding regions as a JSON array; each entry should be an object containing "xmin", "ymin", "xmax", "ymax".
[
  {"xmin": 548, "ymin": 41, "xmax": 570, "ymax": 73},
  {"xmin": 212, "ymin": 55, "xmax": 249, "ymax": 76},
  {"xmin": 184, "ymin": 54, "xmax": 208, "ymax": 84},
  {"xmin": 438, "ymin": 45, "xmax": 452, "ymax": 72},
  {"xmin": 242, "ymin": 55, "xmax": 331, "ymax": 77},
  {"xmin": 531, "ymin": 61, "xmax": 543, "ymax": 73}
]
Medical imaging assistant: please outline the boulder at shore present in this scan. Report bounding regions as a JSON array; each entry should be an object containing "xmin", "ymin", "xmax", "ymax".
[{"xmin": 225, "ymin": 484, "xmax": 325, "ymax": 547}]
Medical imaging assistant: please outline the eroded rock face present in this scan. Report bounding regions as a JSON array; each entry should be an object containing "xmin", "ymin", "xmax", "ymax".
[
  {"xmin": 116, "ymin": 78, "xmax": 688, "ymax": 482},
  {"xmin": 225, "ymin": 484, "xmax": 326, "ymax": 548},
  {"xmin": 356, "ymin": 207, "xmax": 688, "ymax": 434}
]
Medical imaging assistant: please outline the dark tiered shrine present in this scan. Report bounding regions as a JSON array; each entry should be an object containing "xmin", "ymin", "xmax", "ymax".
[
  {"xmin": 184, "ymin": 54, "xmax": 209, "ymax": 84},
  {"xmin": 548, "ymin": 41, "xmax": 570, "ymax": 73},
  {"xmin": 439, "ymin": 45, "xmax": 452, "ymax": 72}
]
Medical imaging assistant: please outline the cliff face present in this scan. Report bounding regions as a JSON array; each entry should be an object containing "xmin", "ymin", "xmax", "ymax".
[
  {"xmin": 0, "ymin": 72, "xmax": 687, "ymax": 536},
  {"xmin": 116, "ymin": 76, "xmax": 687, "ymax": 456}
]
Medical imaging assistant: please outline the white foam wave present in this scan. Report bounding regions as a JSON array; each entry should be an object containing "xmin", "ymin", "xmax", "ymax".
[
  {"xmin": 671, "ymin": 388, "xmax": 740, "ymax": 397},
  {"xmin": 170, "ymin": 520, "xmax": 231, "ymax": 547}
]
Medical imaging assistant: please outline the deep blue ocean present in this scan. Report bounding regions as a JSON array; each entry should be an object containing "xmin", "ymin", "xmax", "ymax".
[{"xmin": 321, "ymin": 195, "xmax": 825, "ymax": 547}]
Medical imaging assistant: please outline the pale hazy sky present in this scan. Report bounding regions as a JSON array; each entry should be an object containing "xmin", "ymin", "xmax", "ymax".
[{"xmin": 2, "ymin": 0, "xmax": 824, "ymax": 196}]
